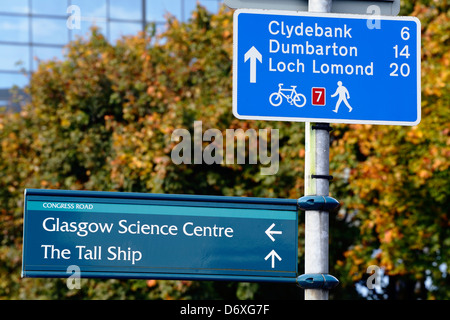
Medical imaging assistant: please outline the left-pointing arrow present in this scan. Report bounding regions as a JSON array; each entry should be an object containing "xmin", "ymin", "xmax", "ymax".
[
  {"xmin": 244, "ymin": 46, "xmax": 262, "ymax": 83},
  {"xmin": 264, "ymin": 250, "xmax": 282, "ymax": 269},
  {"xmin": 265, "ymin": 223, "xmax": 282, "ymax": 242}
]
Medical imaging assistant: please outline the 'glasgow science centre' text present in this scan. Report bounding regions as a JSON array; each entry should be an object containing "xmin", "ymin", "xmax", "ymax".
[{"xmin": 42, "ymin": 217, "xmax": 234, "ymax": 238}]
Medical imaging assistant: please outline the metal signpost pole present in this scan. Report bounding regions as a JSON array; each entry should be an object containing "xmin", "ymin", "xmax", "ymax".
[{"xmin": 304, "ymin": 0, "xmax": 332, "ymax": 300}]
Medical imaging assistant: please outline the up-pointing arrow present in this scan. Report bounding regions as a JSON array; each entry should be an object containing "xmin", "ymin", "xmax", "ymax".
[
  {"xmin": 244, "ymin": 46, "xmax": 262, "ymax": 83},
  {"xmin": 265, "ymin": 223, "xmax": 282, "ymax": 242},
  {"xmin": 265, "ymin": 250, "xmax": 282, "ymax": 269}
]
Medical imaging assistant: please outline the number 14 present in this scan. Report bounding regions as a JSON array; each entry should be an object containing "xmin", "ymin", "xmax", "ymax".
[{"xmin": 393, "ymin": 45, "xmax": 410, "ymax": 59}]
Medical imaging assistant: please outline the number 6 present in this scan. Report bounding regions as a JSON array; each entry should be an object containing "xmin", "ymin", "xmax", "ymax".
[{"xmin": 401, "ymin": 27, "xmax": 410, "ymax": 40}]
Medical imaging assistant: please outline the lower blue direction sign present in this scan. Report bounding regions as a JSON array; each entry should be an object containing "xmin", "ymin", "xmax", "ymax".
[
  {"xmin": 233, "ymin": 9, "xmax": 421, "ymax": 126},
  {"xmin": 22, "ymin": 189, "xmax": 299, "ymax": 283}
]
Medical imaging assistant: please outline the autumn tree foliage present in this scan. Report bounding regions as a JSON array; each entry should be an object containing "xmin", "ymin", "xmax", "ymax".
[
  {"xmin": 0, "ymin": 2, "xmax": 448, "ymax": 299},
  {"xmin": 332, "ymin": 0, "xmax": 450, "ymax": 299}
]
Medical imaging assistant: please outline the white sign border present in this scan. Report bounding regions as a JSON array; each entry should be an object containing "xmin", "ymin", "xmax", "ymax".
[{"xmin": 232, "ymin": 9, "xmax": 421, "ymax": 126}]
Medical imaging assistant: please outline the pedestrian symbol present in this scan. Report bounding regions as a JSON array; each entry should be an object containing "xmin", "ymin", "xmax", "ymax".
[{"xmin": 331, "ymin": 81, "xmax": 353, "ymax": 113}]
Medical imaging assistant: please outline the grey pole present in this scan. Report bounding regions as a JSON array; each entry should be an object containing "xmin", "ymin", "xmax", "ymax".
[
  {"xmin": 309, "ymin": 0, "xmax": 332, "ymax": 12},
  {"xmin": 142, "ymin": 0, "xmax": 147, "ymax": 33},
  {"xmin": 304, "ymin": 0, "xmax": 333, "ymax": 301}
]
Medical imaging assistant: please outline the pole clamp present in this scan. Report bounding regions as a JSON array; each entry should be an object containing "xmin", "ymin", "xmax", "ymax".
[
  {"xmin": 311, "ymin": 123, "xmax": 332, "ymax": 132},
  {"xmin": 311, "ymin": 174, "xmax": 333, "ymax": 181},
  {"xmin": 297, "ymin": 196, "xmax": 340, "ymax": 212},
  {"xmin": 297, "ymin": 273, "xmax": 339, "ymax": 290}
]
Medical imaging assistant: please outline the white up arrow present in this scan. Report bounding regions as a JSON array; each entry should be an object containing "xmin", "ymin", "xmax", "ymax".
[
  {"xmin": 265, "ymin": 223, "xmax": 282, "ymax": 242},
  {"xmin": 244, "ymin": 46, "xmax": 262, "ymax": 83},
  {"xmin": 265, "ymin": 250, "xmax": 282, "ymax": 269}
]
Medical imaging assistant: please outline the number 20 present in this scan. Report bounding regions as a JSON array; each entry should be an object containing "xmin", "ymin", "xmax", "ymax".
[{"xmin": 390, "ymin": 63, "xmax": 410, "ymax": 77}]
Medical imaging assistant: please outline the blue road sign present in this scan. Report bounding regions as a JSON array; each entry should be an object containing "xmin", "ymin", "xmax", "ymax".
[
  {"xmin": 233, "ymin": 9, "xmax": 421, "ymax": 126},
  {"xmin": 22, "ymin": 189, "xmax": 299, "ymax": 283}
]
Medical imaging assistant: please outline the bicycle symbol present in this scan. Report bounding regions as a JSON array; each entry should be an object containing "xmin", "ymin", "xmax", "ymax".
[{"xmin": 269, "ymin": 83, "xmax": 307, "ymax": 108}]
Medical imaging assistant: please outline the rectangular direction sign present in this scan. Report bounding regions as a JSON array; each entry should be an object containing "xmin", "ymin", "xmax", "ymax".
[
  {"xmin": 233, "ymin": 9, "xmax": 421, "ymax": 125},
  {"xmin": 22, "ymin": 189, "xmax": 299, "ymax": 283}
]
